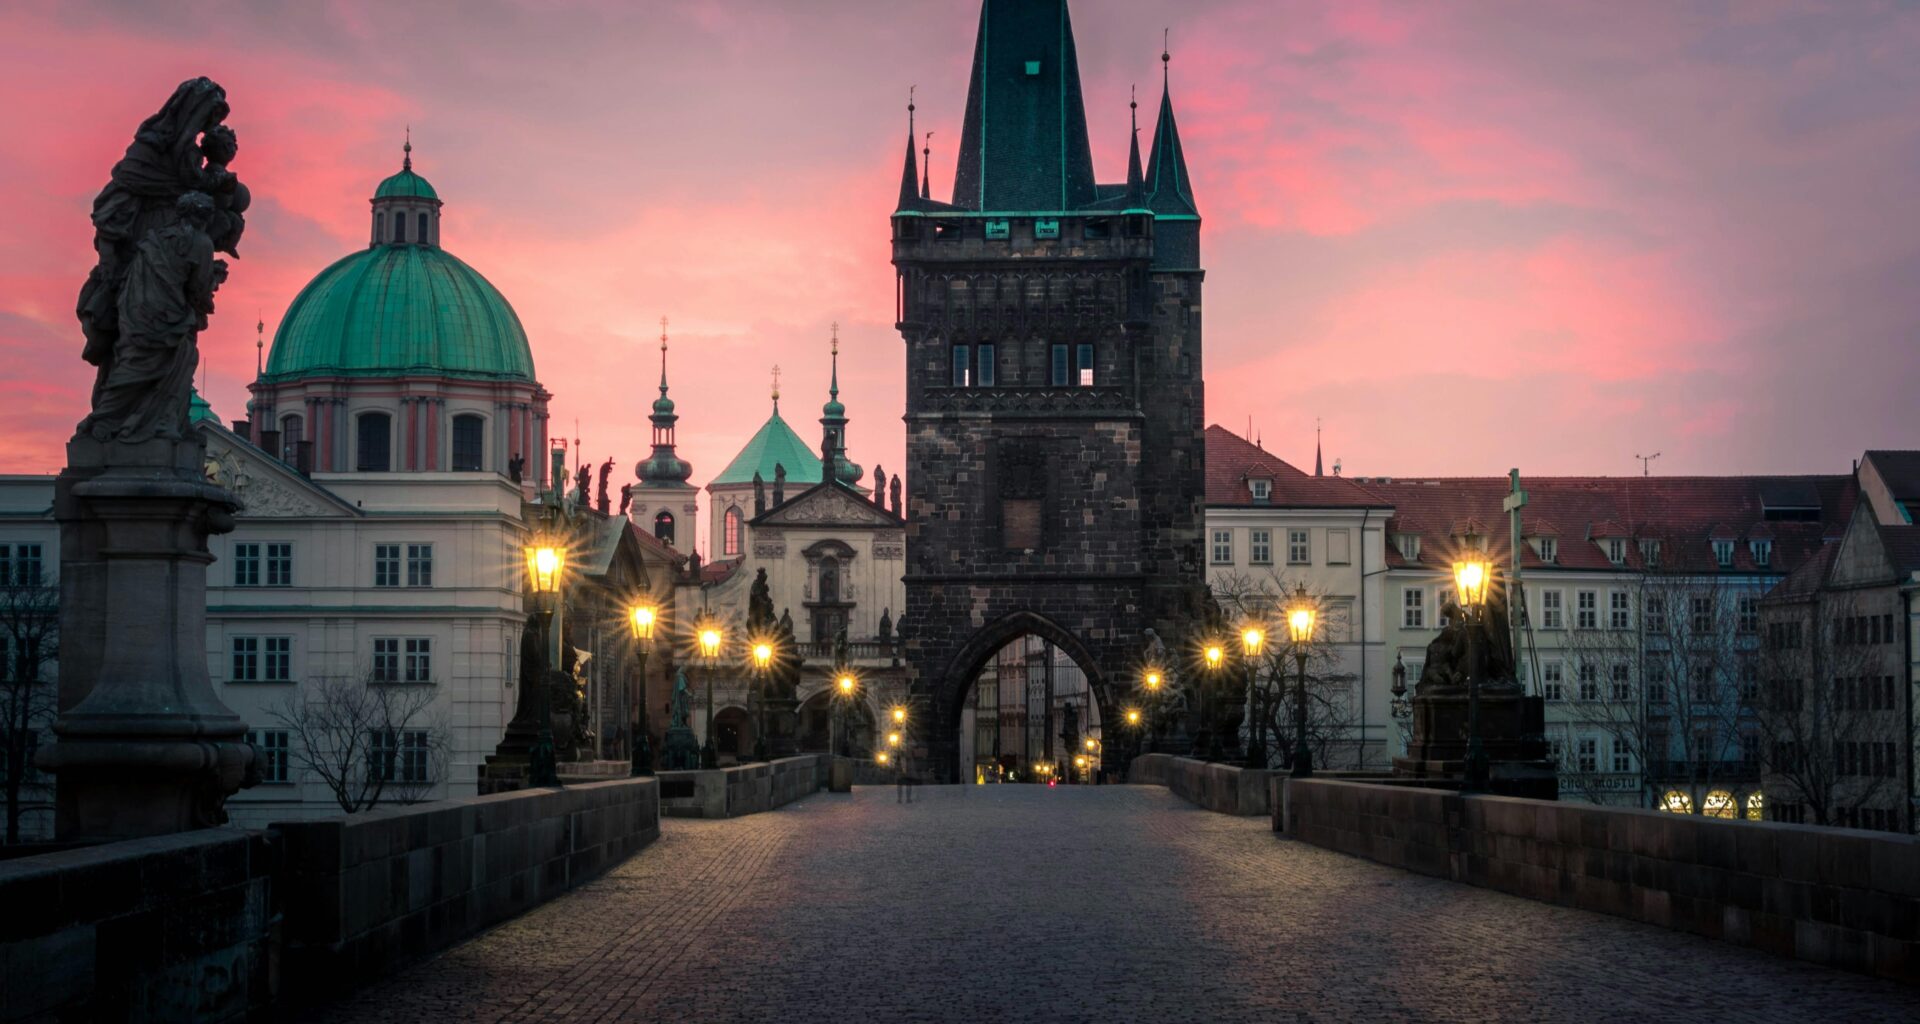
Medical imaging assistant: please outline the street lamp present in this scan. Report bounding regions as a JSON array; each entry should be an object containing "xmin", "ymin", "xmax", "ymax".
[
  {"xmin": 1141, "ymin": 668, "xmax": 1163, "ymax": 754},
  {"xmin": 833, "ymin": 670, "xmax": 857, "ymax": 758},
  {"xmin": 1240, "ymin": 625, "xmax": 1266, "ymax": 768},
  {"xmin": 628, "ymin": 603, "xmax": 657, "ymax": 777},
  {"xmin": 1201, "ymin": 641, "xmax": 1225, "ymax": 762},
  {"xmin": 522, "ymin": 535, "xmax": 566, "ymax": 787},
  {"xmin": 1453, "ymin": 558, "xmax": 1494, "ymax": 791},
  {"xmin": 751, "ymin": 640, "xmax": 774, "ymax": 763},
  {"xmin": 1285, "ymin": 584, "xmax": 1316, "ymax": 778},
  {"xmin": 698, "ymin": 624, "xmax": 723, "ymax": 768}
]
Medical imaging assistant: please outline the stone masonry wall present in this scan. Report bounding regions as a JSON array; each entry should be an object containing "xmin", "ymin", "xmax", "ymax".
[
  {"xmin": 657, "ymin": 754, "xmax": 828, "ymax": 819},
  {"xmin": 274, "ymin": 778, "xmax": 659, "ymax": 999},
  {"xmin": 1130, "ymin": 753, "xmax": 1275, "ymax": 816},
  {"xmin": 0, "ymin": 830, "xmax": 278, "ymax": 1023},
  {"xmin": 1280, "ymin": 778, "xmax": 1920, "ymax": 983}
]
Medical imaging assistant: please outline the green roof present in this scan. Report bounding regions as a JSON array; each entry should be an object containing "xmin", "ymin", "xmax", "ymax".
[
  {"xmin": 263, "ymin": 244, "xmax": 534, "ymax": 382},
  {"xmin": 188, "ymin": 388, "xmax": 216, "ymax": 423},
  {"xmin": 375, "ymin": 168, "xmax": 438, "ymax": 200},
  {"xmin": 710, "ymin": 407, "xmax": 821, "ymax": 487}
]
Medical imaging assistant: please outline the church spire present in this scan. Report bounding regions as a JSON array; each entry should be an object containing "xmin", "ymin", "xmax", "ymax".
[
  {"xmin": 1125, "ymin": 84, "xmax": 1145, "ymax": 208},
  {"xmin": 819, "ymin": 324, "xmax": 864, "ymax": 487},
  {"xmin": 1144, "ymin": 30, "xmax": 1201, "ymax": 269},
  {"xmin": 951, "ymin": 0, "xmax": 1098, "ymax": 212},
  {"xmin": 637, "ymin": 316, "xmax": 693, "ymax": 488},
  {"xmin": 1314, "ymin": 418, "xmax": 1324, "ymax": 477},
  {"xmin": 897, "ymin": 88, "xmax": 921, "ymax": 211}
]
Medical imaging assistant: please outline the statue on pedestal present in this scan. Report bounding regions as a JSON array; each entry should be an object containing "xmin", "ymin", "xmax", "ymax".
[{"xmin": 660, "ymin": 667, "xmax": 700, "ymax": 770}]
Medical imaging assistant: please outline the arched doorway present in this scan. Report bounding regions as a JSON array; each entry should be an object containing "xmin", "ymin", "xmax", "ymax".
[
  {"xmin": 795, "ymin": 689, "xmax": 875, "ymax": 756},
  {"xmin": 714, "ymin": 706, "xmax": 750, "ymax": 762},
  {"xmin": 934, "ymin": 611, "xmax": 1117, "ymax": 784}
]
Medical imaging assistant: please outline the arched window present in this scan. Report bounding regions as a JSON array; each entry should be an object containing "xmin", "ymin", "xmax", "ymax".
[
  {"xmin": 279, "ymin": 414, "xmax": 304, "ymax": 461},
  {"xmin": 723, "ymin": 506, "xmax": 742, "ymax": 556},
  {"xmin": 393, "ymin": 211, "xmax": 406, "ymax": 243},
  {"xmin": 450, "ymin": 414, "xmax": 485, "ymax": 471},
  {"xmin": 417, "ymin": 212, "xmax": 429, "ymax": 245},
  {"xmin": 818, "ymin": 556, "xmax": 841, "ymax": 604},
  {"xmin": 356, "ymin": 412, "xmax": 392, "ymax": 472},
  {"xmin": 654, "ymin": 510, "xmax": 675, "ymax": 546}
]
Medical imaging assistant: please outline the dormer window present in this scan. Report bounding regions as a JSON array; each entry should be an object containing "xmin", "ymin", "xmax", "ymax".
[
  {"xmin": 1249, "ymin": 479, "xmax": 1271, "ymax": 503},
  {"xmin": 1535, "ymin": 537, "xmax": 1557, "ymax": 563},
  {"xmin": 1606, "ymin": 538, "xmax": 1626, "ymax": 565},
  {"xmin": 1397, "ymin": 534, "xmax": 1421, "ymax": 561},
  {"xmin": 1712, "ymin": 539, "xmax": 1734, "ymax": 568},
  {"xmin": 1750, "ymin": 539, "xmax": 1772, "ymax": 567},
  {"xmin": 1638, "ymin": 538, "xmax": 1660, "ymax": 567}
]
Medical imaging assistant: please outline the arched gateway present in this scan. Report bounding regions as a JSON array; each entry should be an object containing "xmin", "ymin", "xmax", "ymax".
[{"xmin": 894, "ymin": 0, "xmax": 1208, "ymax": 782}]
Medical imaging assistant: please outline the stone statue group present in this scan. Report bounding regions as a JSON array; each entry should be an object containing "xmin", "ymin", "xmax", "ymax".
[{"xmin": 76, "ymin": 77, "xmax": 249, "ymax": 443}]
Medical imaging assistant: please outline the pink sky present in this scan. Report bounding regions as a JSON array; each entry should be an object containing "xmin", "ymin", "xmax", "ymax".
[{"xmin": 4, "ymin": 0, "xmax": 1919, "ymax": 508}]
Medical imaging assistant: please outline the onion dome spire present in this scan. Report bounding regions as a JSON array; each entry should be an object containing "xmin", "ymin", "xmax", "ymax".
[
  {"xmin": 637, "ymin": 316, "xmax": 694, "ymax": 487},
  {"xmin": 819, "ymin": 323, "xmax": 863, "ymax": 486}
]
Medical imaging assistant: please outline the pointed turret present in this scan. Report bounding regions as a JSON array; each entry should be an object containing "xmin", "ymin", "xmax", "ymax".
[
  {"xmin": 950, "ymin": 0, "xmax": 1098, "ymax": 212},
  {"xmin": 1124, "ymin": 86, "xmax": 1146, "ymax": 210},
  {"xmin": 637, "ymin": 317, "xmax": 694, "ymax": 488},
  {"xmin": 1144, "ymin": 42, "xmax": 1201, "ymax": 268},
  {"xmin": 819, "ymin": 324, "xmax": 865, "ymax": 487},
  {"xmin": 897, "ymin": 91, "xmax": 922, "ymax": 212}
]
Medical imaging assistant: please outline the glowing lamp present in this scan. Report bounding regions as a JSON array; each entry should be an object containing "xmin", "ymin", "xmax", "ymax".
[
  {"xmin": 698, "ymin": 627, "xmax": 723, "ymax": 660},
  {"xmin": 1241, "ymin": 627, "xmax": 1264, "ymax": 656},
  {"xmin": 1144, "ymin": 670, "xmax": 1162, "ymax": 691},
  {"xmin": 629, "ymin": 604, "xmax": 656, "ymax": 642},
  {"xmin": 1452, "ymin": 558, "xmax": 1492, "ymax": 612},
  {"xmin": 526, "ymin": 544, "xmax": 564, "ymax": 595},
  {"xmin": 1204, "ymin": 644, "xmax": 1224, "ymax": 670},
  {"xmin": 752, "ymin": 642, "xmax": 774, "ymax": 669}
]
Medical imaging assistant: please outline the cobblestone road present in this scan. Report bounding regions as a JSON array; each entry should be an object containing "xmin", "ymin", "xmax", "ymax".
[{"xmin": 309, "ymin": 786, "xmax": 1920, "ymax": 1023}]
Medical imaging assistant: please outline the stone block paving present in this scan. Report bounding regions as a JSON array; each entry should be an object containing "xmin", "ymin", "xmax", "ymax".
[{"xmin": 304, "ymin": 786, "xmax": 1920, "ymax": 1023}]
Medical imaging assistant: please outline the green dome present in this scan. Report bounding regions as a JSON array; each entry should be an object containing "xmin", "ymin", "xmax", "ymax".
[
  {"xmin": 264, "ymin": 245, "xmax": 535, "ymax": 382},
  {"xmin": 375, "ymin": 168, "xmax": 438, "ymax": 200},
  {"xmin": 188, "ymin": 388, "xmax": 216, "ymax": 423},
  {"xmin": 711, "ymin": 407, "xmax": 822, "ymax": 487}
]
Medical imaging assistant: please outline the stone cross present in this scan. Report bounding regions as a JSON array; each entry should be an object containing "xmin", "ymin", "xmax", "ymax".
[{"xmin": 1502, "ymin": 468, "xmax": 1529, "ymax": 692}]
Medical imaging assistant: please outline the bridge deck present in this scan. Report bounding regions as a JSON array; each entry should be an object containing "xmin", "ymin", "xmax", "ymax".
[{"xmin": 306, "ymin": 786, "xmax": 1920, "ymax": 1023}]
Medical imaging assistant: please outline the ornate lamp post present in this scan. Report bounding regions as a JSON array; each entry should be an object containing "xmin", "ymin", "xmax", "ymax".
[
  {"xmin": 1082, "ymin": 735, "xmax": 1100, "ymax": 783},
  {"xmin": 1201, "ymin": 641, "xmax": 1225, "ymax": 761},
  {"xmin": 1141, "ymin": 669, "xmax": 1163, "ymax": 753},
  {"xmin": 751, "ymin": 640, "xmax": 774, "ymax": 763},
  {"xmin": 1388, "ymin": 653, "xmax": 1412, "ymax": 754},
  {"xmin": 1285, "ymin": 585, "xmax": 1317, "ymax": 778},
  {"xmin": 1126, "ymin": 707, "xmax": 1143, "ymax": 765},
  {"xmin": 629, "ymin": 604, "xmax": 657, "ymax": 777},
  {"xmin": 523, "ymin": 535, "xmax": 566, "ymax": 787},
  {"xmin": 1240, "ymin": 624, "xmax": 1266, "ymax": 768},
  {"xmin": 1452, "ymin": 558, "xmax": 1494, "ymax": 791},
  {"xmin": 698, "ymin": 624, "xmax": 723, "ymax": 769},
  {"xmin": 834, "ymin": 670, "xmax": 857, "ymax": 758}
]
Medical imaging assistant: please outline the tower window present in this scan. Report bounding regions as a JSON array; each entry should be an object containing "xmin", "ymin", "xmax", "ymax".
[
  {"xmin": 451, "ymin": 414, "xmax": 485, "ymax": 472},
  {"xmin": 723, "ymin": 506, "xmax": 742, "ymax": 557},
  {"xmin": 1076, "ymin": 344, "xmax": 1095, "ymax": 386},
  {"xmin": 356, "ymin": 412, "xmax": 392, "ymax": 472},
  {"xmin": 976, "ymin": 343, "xmax": 996, "ymax": 387},
  {"xmin": 417, "ymin": 212, "xmax": 429, "ymax": 244},
  {"xmin": 951, "ymin": 345, "xmax": 971, "ymax": 386},
  {"xmin": 1050, "ymin": 344, "xmax": 1069, "ymax": 386},
  {"xmin": 654, "ymin": 511, "xmax": 675, "ymax": 546},
  {"xmin": 279, "ymin": 414, "xmax": 304, "ymax": 462},
  {"xmin": 393, "ymin": 211, "xmax": 406, "ymax": 244}
]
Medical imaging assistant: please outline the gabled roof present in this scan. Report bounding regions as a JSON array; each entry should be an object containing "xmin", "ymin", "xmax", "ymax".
[
  {"xmin": 709, "ymin": 405, "xmax": 822, "ymax": 489},
  {"xmin": 1204, "ymin": 425, "xmax": 1389, "ymax": 509},
  {"xmin": 198, "ymin": 420, "xmax": 362, "ymax": 518},
  {"xmin": 1864, "ymin": 450, "xmax": 1920, "ymax": 501},
  {"xmin": 750, "ymin": 478, "xmax": 903, "ymax": 530}
]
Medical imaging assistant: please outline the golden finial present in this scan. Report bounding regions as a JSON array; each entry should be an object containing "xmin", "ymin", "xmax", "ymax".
[{"xmin": 771, "ymin": 364, "xmax": 782, "ymax": 402}]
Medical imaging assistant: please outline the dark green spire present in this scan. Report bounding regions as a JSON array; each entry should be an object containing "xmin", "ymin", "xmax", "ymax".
[
  {"xmin": 1144, "ymin": 47, "xmax": 1198, "ymax": 219},
  {"xmin": 819, "ymin": 324, "xmax": 863, "ymax": 487},
  {"xmin": 950, "ymin": 0, "xmax": 1098, "ymax": 212},
  {"xmin": 638, "ymin": 316, "xmax": 693, "ymax": 488},
  {"xmin": 1124, "ymin": 85, "xmax": 1145, "ymax": 209},
  {"xmin": 897, "ymin": 90, "xmax": 921, "ymax": 212}
]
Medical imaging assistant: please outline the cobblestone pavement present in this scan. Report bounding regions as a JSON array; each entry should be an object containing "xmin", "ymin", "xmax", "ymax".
[{"xmin": 309, "ymin": 786, "xmax": 1920, "ymax": 1023}]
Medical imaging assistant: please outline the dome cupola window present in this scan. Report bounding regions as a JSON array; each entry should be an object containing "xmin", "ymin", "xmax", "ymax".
[{"xmin": 370, "ymin": 132, "xmax": 442, "ymax": 247}]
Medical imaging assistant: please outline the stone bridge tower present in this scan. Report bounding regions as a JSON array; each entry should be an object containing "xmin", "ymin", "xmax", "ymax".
[{"xmin": 893, "ymin": 0, "xmax": 1206, "ymax": 781}]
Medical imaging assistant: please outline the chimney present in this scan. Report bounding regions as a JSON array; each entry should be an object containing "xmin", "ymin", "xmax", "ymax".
[
  {"xmin": 295, "ymin": 440, "xmax": 314, "ymax": 476},
  {"xmin": 260, "ymin": 429, "xmax": 281, "ymax": 462}
]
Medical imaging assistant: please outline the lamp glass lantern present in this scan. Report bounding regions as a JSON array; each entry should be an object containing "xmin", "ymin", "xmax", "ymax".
[
  {"xmin": 526, "ymin": 541, "xmax": 565, "ymax": 596},
  {"xmin": 698, "ymin": 626, "xmax": 723, "ymax": 660},
  {"xmin": 1452, "ymin": 558, "xmax": 1492, "ymax": 612},
  {"xmin": 1143, "ymin": 669, "xmax": 1162, "ymax": 691},
  {"xmin": 1240, "ymin": 626, "xmax": 1265, "ymax": 657},
  {"xmin": 1203, "ymin": 644, "xmax": 1224, "ymax": 670},
  {"xmin": 752, "ymin": 641, "xmax": 774, "ymax": 669},
  {"xmin": 629, "ymin": 604, "xmax": 657, "ymax": 643}
]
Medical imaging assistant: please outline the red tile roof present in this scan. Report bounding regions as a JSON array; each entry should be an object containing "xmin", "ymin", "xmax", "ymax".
[
  {"xmin": 1358, "ymin": 473, "xmax": 1853, "ymax": 575},
  {"xmin": 1204, "ymin": 426, "xmax": 1391, "ymax": 509}
]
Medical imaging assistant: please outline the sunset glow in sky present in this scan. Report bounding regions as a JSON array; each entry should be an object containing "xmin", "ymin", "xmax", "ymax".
[{"xmin": 4, "ymin": 0, "xmax": 1918, "ymax": 500}]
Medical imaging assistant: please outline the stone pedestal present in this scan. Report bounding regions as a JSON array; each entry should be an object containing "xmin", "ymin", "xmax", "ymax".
[
  {"xmin": 1392, "ymin": 685, "xmax": 1557, "ymax": 800},
  {"xmin": 660, "ymin": 725, "xmax": 700, "ymax": 771},
  {"xmin": 764, "ymin": 695, "xmax": 799, "ymax": 759},
  {"xmin": 38, "ymin": 434, "xmax": 256, "ymax": 840}
]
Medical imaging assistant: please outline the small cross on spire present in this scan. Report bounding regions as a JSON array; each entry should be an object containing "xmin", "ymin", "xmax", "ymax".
[{"xmin": 771, "ymin": 364, "xmax": 782, "ymax": 404}]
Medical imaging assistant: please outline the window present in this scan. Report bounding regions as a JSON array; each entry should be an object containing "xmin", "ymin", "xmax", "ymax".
[
  {"xmin": 951, "ymin": 344, "xmax": 971, "ymax": 386},
  {"xmin": 407, "ymin": 544, "xmax": 433, "ymax": 587},
  {"xmin": 1736, "ymin": 596, "xmax": 1757, "ymax": 635},
  {"xmin": 977, "ymin": 343, "xmax": 996, "ymax": 387},
  {"xmin": 1436, "ymin": 588, "xmax": 1454, "ymax": 629},
  {"xmin": 723, "ymin": 507, "xmax": 743, "ymax": 557},
  {"xmin": 265, "ymin": 637, "xmax": 291, "ymax": 682},
  {"xmin": 233, "ymin": 543, "xmax": 261, "ymax": 587},
  {"xmin": 1606, "ymin": 539, "xmax": 1626, "ymax": 565},
  {"xmin": 1076, "ymin": 344, "xmax": 1095, "ymax": 386},
  {"xmin": 1541, "ymin": 662, "xmax": 1564, "ymax": 701},
  {"xmin": 373, "ymin": 638, "xmax": 400, "ymax": 682},
  {"xmin": 1647, "ymin": 662, "xmax": 1669, "ymax": 703},
  {"xmin": 654, "ymin": 510, "xmax": 676, "ymax": 546},
  {"xmin": 1750, "ymin": 539, "xmax": 1772, "ymax": 567},
  {"xmin": 1537, "ymin": 537, "xmax": 1557, "ymax": 563},
  {"xmin": 1288, "ymin": 529, "xmax": 1310, "ymax": 565},
  {"xmin": 246, "ymin": 730, "xmax": 290, "ymax": 783},
  {"xmin": 356, "ymin": 412, "xmax": 392, "ymax": 472},
  {"xmin": 1249, "ymin": 530, "xmax": 1272, "ymax": 566},
  {"xmin": 1712, "ymin": 539, "xmax": 1734, "ymax": 567},
  {"xmin": 262, "ymin": 542, "xmax": 290, "ymax": 586},
  {"xmin": 1612, "ymin": 737, "xmax": 1631, "ymax": 773},
  {"xmin": 370, "ymin": 729, "xmax": 430, "ymax": 784},
  {"xmin": 1609, "ymin": 592, "xmax": 1631, "ymax": 630},
  {"xmin": 1210, "ymin": 530, "xmax": 1233, "ymax": 565},
  {"xmin": 451, "ymin": 414, "xmax": 485, "ymax": 471},
  {"xmin": 1050, "ymin": 344, "xmax": 1070, "ymax": 386},
  {"xmin": 279, "ymin": 414, "xmax": 304, "ymax": 461},
  {"xmin": 417, "ymin": 211, "xmax": 429, "ymax": 243},
  {"xmin": 1403, "ymin": 588, "xmax": 1425, "ymax": 629},
  {"xmin": 1691, "ymin": 662, "xmax": 1714, "ymax": 702},
  {"xmin": 1577, "ymin": 664, "xmax": 1599, "ymax": 701},
  {"xmin": 1577, "ymin": 737, "xmax": 1597, "ymax": 773},
  {"xmin": 1690, "ymin": 597, "xmax": 1713, "ymax": 634},
  {"xmin": 393, "ymin": 211, "xmax": 406, "ymax": 243},
  {"xmin": 1249, "ymin": 479, "xmax": 1271, "ymax": 502},
  {"xmin": 1397, "ymin": 535, "xmax": 1421, "ymax": 562},
  {"xmin": 1576, "ymin": 590, "xmax": 1597, "ymax": 630},
  {"xmin": 230, "ymin": 636, "xmax": 258, "ymax": 682},
  {"xmin": 1645, "ymin": 596, "xmax": 1667, "ymax": 635},
  {"xmin": 1638, "ymin": 538, "xmax": 1661, "ymax": 567},
  {"xmin": 405, "ymin": 638, "xmax": 432, "ymax": 683},
  {"xmin": 1610, "ymin": 663, "xmax": 1631, "ymax": 702},
  {"xmin": 1540, "ymin": 590, "xmax": 1564, "ymax": 629},
  {"xmin": 375, "ymin": 544, "xmax": 401, "ymax": 588},
  {"xmin": 1739, "ymin": 662, "xmax": 1758, "ymax": 703}
]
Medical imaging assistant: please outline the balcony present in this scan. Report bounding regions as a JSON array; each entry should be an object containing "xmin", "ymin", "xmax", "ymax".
[{"xmin": 791, "ymin": 640, "xmax": 901, "ymax": 665}]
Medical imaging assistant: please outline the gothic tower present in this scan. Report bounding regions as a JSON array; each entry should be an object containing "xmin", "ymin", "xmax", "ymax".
[{"xmin": 893, "ymin": 0, "xmax": 1206, "ymax": 780}]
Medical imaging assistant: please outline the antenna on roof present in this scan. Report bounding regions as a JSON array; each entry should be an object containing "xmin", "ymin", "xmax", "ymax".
[{"xmin": 1635, "ymin": 452, "xmax": 1662, "ymax": 477}]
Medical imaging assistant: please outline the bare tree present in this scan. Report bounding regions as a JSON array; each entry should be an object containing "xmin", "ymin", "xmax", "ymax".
[
  {"xmin": 1557, "ymin": 572, "xmax": 1762, "ymax": 813},
  {"xmin": 1754, "ymin": 591, "xmax": 1905, "ymax": 828},
  {"xmin": 1212, "ymin": 572, "xmax": 1365, "ymax": 772},
  {"xmin": 269, "ymin": 674, "xmax": 450, "ymax": 813},
  {"xmin": 0, "ymin": 573, "xmax": 58, "ymax": 844}
]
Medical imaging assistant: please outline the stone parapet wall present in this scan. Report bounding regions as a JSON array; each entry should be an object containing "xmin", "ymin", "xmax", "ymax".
[
  {"xmin": 657, "ymin": 754, "xmax": 828, "ymax": 819},
  {"xmin": 0, "ymin": 829, "xmax": 278, "ymax": 1023},
  {"xmin": 1278, "ymin": 778, "xmax": 1920, "ymax": 984},
  {"xmin": 1129, "ymin": 754, "xmax": 1276, "ymax": 816},
  {"xmin": 274, "ymin": 778, "xmax": 659, "ymax": 998}
]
